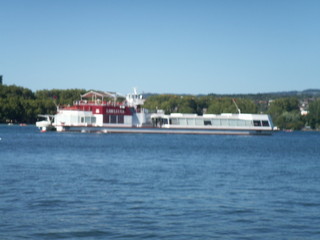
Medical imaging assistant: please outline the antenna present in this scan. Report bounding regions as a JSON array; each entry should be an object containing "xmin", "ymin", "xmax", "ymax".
[
  {"xmin": 52, "ymin": 96, "xmax": 59, "ymax": 111},
  {"xmin": 232, "ymin": 99, "xmax": 241, "ymax": 114}
]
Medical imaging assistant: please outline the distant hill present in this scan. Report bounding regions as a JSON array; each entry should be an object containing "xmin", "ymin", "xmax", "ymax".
[
  {"xmin": 142, "ymin": 89, "xmax": 320, "ymax": 99},
  {"xmin": 254, "ymin": 89, "xmax": 320, "ymax": 97}
]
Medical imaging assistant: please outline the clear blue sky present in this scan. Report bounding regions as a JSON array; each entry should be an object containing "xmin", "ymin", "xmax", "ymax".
[{"xmin": 1, "ymin": 0, "xmax": 319, "ymax": 94}]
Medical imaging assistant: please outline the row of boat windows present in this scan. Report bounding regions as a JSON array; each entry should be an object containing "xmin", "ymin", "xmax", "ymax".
[
  {"xmin": 80, "ymin": 116, "xmax": 96, "ymax": 124},
  {"xmin": 162, "ymin": 118, "xmax": 270, "ymax": 127},
  {"xmin": 61, "ymin": 115, "xmax": 125, "ymax": 124},
  {"xmin": 80, "ymin": 115, "xmax": 124, "ymax": 124},
  {"xmin": 103, "ymin": 115, "xmax": 124, "ymax": 124}
]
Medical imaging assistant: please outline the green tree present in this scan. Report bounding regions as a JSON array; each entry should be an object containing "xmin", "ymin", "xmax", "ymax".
[
  {"xmin": 0, "ymin": 85, "xmax": 84, "ymax": 124},
  {"xmin": 307, "ymin": 99, "xmax": 320, "ymax": 129},
  {"xmin": 35, "ymin": 89, "xmax": 86, "ymax": 105},
  {"xmin": 268, "ymin": 97, "xmax": 304, "ymax": 130},
  {"xmin": 207, "ymin": 98, "xmax": 257, "ymax": 114}
]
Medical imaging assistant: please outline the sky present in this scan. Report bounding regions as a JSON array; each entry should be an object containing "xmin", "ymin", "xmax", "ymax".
[{"xmin": 1, "ymin": 0, "xmax": 319, "ymax": 95}]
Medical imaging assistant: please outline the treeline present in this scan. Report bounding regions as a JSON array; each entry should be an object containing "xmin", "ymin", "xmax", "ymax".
[
  {"xmin": 144, "ymin": 95, "xmax": 257, "ymax": 114},
  {"xmin": 1, "ymin": 84, "xmax": 320, "ymax": 130},
  {"xmin": 0, "ymin": 85, "xmax": 86, "ymax": 124}
]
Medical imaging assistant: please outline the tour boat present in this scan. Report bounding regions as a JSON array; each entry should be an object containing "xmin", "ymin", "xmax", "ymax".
[{"xmin": 37, "ymin": 89, "xmax": 274, "ymax": 135}]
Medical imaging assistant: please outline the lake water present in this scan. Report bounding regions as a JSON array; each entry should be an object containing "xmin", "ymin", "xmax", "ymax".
[{"xmin": 1, "ymin": 125, "xmax": 320, "ymax": 239}]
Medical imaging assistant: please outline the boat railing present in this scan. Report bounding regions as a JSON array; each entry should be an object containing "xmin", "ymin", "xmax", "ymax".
[{"xmin": 73, "ymin": 100, "xmax": 126, "ymax": 107}]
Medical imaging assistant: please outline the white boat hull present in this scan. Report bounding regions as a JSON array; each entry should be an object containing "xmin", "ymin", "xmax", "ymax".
[{"xmin": 54, "ymin": 125, "xmax": 272, "ymax": 135}]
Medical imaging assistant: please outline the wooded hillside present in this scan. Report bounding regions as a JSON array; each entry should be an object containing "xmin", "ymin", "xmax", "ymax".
[{"xmin": 1, "ymin": 84, "xmax": 320, "ymax": 130}]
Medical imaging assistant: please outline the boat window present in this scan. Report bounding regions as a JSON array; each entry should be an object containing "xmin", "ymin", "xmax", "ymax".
[
  {"xmin": 253, "ymin": 120, "xmax": 261, "ymax": 126},
  {"xmin": 262, "ymin": 120, "xmax": 269, "ymax": 126},
  {"xmin": 204, "ymin": 120, "xmax": 211, "ymax": 126},
  {"xmin": 111, "ymin": 115, "xmax": 117, "ymax": 123},
  {"xmin": 162, "ymin": 118, "xmax": 168, "ymax": 125},
  {"xmin": 187, "ymin": 118, "xmax": 195, "ymax": 126},
  {"xmin": 237, "ymin": 120, "xmax": 246, "ymax": 126},
  {"xmin": 212, "ymin": 119, "xmax": 220, "ymax": 126},
  {"xmin": 103, "ymin": 115, "xmax": 109, "ymax": 123},
  {"xmin": 118, "ymin": 115, "xmax": 124, "ymax": 124},
  {"xmin": 229, "ymin": 119, "xmax": 237, "ymax": 126},
  {"xmin": 85, "ymin": 116, "xmax": 91, "ymax": 123},
  {"xmin": 171, "ymin": 118, "xmax": 179, "ymax": 125},
  {"xmin": 245, "ymin": 120, "xmax": 253, "ymax": 126},
  {"xmin": 221, "ymin": 119, "xmax": 228, "ymax": 126},
  {"xmin": 196, "ymin": 119, "xmax": 204, "ymax": 126},
  {"xmin": 81, "ymin": 117, "xmax": 85, "ymax": 123},
  {"xmin": 179, "ymin": 118, "xmax": 187, "ymax": 125},
  {"xmin": 91, "ymin": 117, "xmax": 96, "ymax": 124}
]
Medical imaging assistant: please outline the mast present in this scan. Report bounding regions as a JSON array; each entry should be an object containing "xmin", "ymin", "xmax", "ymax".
[{"xmin": 232, "ymin": 99, "xmax": 241, "ymax": 114}]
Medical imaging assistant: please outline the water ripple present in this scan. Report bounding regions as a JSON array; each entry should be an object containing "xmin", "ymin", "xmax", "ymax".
[{"xmin": 1, "ymin": 127, "xmax": 320, "ymax": 239}]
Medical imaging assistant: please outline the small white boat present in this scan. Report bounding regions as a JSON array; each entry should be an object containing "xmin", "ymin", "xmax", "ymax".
[{"xmin": 36, "ymin": 115, "xmax": 55, "ymax": 132}]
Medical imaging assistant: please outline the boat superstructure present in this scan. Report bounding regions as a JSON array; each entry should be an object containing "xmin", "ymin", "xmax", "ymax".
[
  {"xmin": 150, "ymin": 112, "xmax": 273, "ymax": 135},
  {"xmin": 37, "ymin": 89, "xmax": 274, "ymax": 135},
  {"xmin": 53, "ymin": 89, "xmax": 152, "ymax": 132}
]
